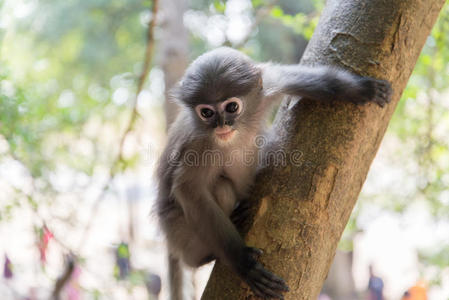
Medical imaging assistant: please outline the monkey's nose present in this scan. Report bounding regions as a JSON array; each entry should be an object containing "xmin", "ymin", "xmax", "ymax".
[
  {"xmin": 224, "ymin": 120, "xmax": 233, "ymax": 126},
  {"xmin": 216, "ymin": 115, "xmax": 225, "ymax": 127}
]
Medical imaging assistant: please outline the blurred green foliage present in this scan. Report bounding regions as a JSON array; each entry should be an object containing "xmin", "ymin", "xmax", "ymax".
[
  {"xmin": 270, "ymin": 0, "xmax": 322, "ymax": 40},
  {"xmin": 0, "ymin": 0, "xmax": 151, "ymax": 188}
]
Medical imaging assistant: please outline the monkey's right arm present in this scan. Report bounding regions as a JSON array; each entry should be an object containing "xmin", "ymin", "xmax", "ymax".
[
  {"xmin": 260, "ymin": 64, "xmax": 392, "ymax": 107},
  {"xmin": 173, "ymin": 179, "xmax": 289, "ymax": 299}
]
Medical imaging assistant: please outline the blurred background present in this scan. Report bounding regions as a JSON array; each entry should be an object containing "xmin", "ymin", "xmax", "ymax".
[{"xmin": 0, "ymin": 0, "xmax": 448, "ymax": 299}]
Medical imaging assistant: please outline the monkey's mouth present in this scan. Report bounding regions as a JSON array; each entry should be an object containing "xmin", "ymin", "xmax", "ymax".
[{"xmin": 215, "ymin": 126, "xmax": 236, "ymax": 141}]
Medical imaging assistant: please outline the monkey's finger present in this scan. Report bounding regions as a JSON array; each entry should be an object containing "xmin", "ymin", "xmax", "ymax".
[
  {"xmin": 378, "ymin": 85, "xmax": 391, "ymax": 96},
  {"xmin": 252, "ymin": 268, "xmax": 289, "ymax": 295},
  {"xmin": 254, "ymin": 281, "xmax": 284, "ymax": 299},
  {"xmin": 258, "ymin": 272, "xmax": 289, "ymax": 293},
  {"xmin": 378, "ymin": 92, "xmax": 388, "ymax": 100},
  {"xmin": 260, "ymin": 276, "xmax": 289, "ymax": 293},
  {"xmin": 252, "ymin": 280, "xmax": 284, "ymax": 299},
  {"xmin": 257, "ymin": 265, "xmax": 284, "ymax": 284},
  {"xmin": 375, "ymin": 100, "xmax": 385, "ymax": 108},
  {"xmin": 373, "ymin": 96, "xmax": 387, "ymax": 107},
  {"xmin": 374, "ymin": 82, "xmax": 392, "ymax": 107},
  {"xmin": 247, "ymin": 247, "xmax": 263, "ymax": 258},
  {"xmin": 376, "ymin": 89, "xmax": 389, "ymax": 99},
  {"xmin": 248, "ymin": 281, "xmax": 268, "ymax": 299},
  {"xmin": 258, "ymin": 267, "xmax": 289, "ymax": 291}
]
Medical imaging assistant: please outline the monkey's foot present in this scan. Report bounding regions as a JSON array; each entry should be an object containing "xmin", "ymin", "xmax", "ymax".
[{"xmin": 239, "ymin": 247, "xmax": 289, "ymax": 299}]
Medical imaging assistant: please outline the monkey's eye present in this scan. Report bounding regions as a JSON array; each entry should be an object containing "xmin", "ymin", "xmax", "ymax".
[
  {"xmin": 220, "ymin": 97, "xmax": 243, "ymax": 115},
  {"xmin": 200, "ymin": 108, "xmax": 215, "ymax": 119},
  {"xmin": 225, "ymin": 102, "xmax": 239, "ymax": 113}
]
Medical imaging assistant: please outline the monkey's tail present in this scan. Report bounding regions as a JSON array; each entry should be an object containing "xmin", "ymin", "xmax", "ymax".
[{"xmin": 168, "ymin": 254, "xmax": 183, "ymax": 300}]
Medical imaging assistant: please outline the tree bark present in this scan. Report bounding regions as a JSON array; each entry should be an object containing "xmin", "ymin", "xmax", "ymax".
[
  {"xmin": 159, "ymin": 0, "xmax": 188, "ymax": 129},
  {"xmin": 202, "ymin": 0, "xmax": 446, "ymax": 299}
]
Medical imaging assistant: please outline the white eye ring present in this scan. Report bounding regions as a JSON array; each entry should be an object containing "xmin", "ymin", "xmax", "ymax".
[
  {"xmin": 219, "ymin": 97, "xmax": 243, "ymax": 115},
  {"xmin": 195, "ymin": 104, "xmax": 216, "ymax": 121}
]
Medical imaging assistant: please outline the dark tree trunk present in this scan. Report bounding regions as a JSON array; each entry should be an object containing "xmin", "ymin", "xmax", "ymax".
[{"xmin": 202, "ymin": 0, "xmax": 446, "ymax": 299}]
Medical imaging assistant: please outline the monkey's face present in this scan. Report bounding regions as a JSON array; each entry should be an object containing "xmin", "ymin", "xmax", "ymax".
[{"xmin": 194, "ymin": 97, "xmax": 243, "ymax": 143}]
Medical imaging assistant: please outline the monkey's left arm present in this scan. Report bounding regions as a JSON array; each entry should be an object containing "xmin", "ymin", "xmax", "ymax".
[{"xmin": 260, "ymin": 64, "xmax": 392, "ymax": 107}]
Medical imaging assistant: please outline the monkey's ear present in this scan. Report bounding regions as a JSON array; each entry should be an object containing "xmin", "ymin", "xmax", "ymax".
[{"xmin": 167, "ymin": 82, "xmax": 186, "ymax": 107}]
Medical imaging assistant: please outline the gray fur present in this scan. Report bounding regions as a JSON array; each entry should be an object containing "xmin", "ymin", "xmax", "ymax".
[{"xmin": 156, "ymin": 47, "xmax": 392, "ymax": 299}]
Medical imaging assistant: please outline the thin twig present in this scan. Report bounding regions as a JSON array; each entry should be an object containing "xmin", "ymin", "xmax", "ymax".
[
  {"xmin": 230, "ymin": 0, "xmax": 279, "ymax": 49},
  {"xmin": 76, "ymin": 0, "xmax": 159, "ymax": 254},
  {"xmin": 7, "ymin": 151, "xmax": 76, "ymax": 256},
  {"xmin": 52, "ymin": 254, "xmax": 76, "ymax": 300}
]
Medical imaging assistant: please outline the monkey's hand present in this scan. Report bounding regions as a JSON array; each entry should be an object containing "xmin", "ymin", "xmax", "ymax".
[
  {"xmin": 237, "ymin": 247, "xmax": 289, "ymax": 299},
  {"xmin": 343, "ymin": 77, "xmax": 393, "ymax": 108}
]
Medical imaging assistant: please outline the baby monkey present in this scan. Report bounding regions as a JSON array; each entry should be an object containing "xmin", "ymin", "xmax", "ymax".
[{"xmin": 156, "ymin": 47, "xmax": 391, "ymax": 299}]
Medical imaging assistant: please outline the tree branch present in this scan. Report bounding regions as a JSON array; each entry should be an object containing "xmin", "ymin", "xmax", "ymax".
[{"xmin": 52, "ymin": 254, "xmax": 76, "ymax": 300}]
